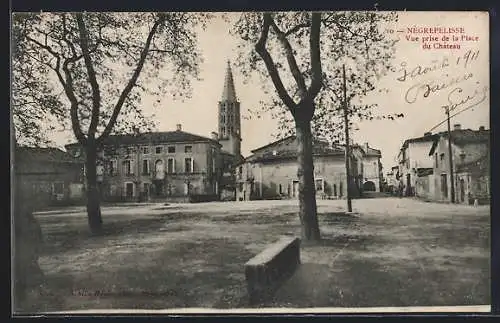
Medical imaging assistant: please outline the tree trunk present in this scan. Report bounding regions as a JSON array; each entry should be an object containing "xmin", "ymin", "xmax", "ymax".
[
  {"xmin": 85, "ymin": 140, "xmax": 103, "ymax": 234},
  {"xmin": 295, "ymin": 117, "xmax": 321, "ymax": 241}
]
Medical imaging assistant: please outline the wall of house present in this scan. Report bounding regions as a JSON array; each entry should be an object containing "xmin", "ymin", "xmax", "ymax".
[
  {"xmin": 362, "ymin": 156, "xmax": 381, "ymax": 192},
  {"xmin": 100, "ymin": 141, "xmax": 221, "ymax": 200},
  {"xmin": 415, "ymin": 175, "xmax": 435, "ymax": 200},
  {"xmin": 236, "ymin": 155, "xmax": 358, "ymax": 201},
  {"xmin": 16, "ymin": 161, "xmax": 84, "ymax": 208},
  {"xmin": 409, "ymin": 142, "xmax": 435, "ymax": 169},
  {"xmin": 432, "ymin": 137, "xmax": 489, "ymax": 203}
]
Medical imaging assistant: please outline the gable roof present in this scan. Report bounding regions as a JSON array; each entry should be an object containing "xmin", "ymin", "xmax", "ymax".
[
  {"xmin": 428, "ymin": 129, "xmax": 490, "ymax": 156},
  {"xmin": 15, "ymin": 146, "xmax": 83, "ymax": 164},
  {"xmin": 402, "ymin": 134, "xmax": 438, "ymax": 150},
  {"xmin": 364, "ymin": 146, "xmax": 381, "ymax": 157},
  {"xmin": 66, "ymin": 130, "xmax": 221, "ymax": 148},
  {"xmin": 245, "ymin": 136, "xmax": 346, "ymax": 163}
]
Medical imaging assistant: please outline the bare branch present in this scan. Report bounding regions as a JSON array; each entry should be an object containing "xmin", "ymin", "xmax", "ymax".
[
  {"xmin": 269, "ymin": 18, "xmax": 307, "ymax": 97},
  {"xmin": 76, "ymin": 13, "xmax": 101, "ymax": 137},
  {"xmin": 305, "ymin": 12, "xmax": 323, "ymax": 101},
  {"xmin": 284, "ymin": 22, "xmax": 310, "ymax": 36},
  {"xmin": 255, "ymin": 13, "xmax": 297, "ymax": 110},
  {"xmin": 98, "ymin": 13, "xmax": 166, "ymax": 142}
]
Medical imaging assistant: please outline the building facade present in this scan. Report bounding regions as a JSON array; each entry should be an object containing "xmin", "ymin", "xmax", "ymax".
[
  {"xmin": 360, "ymin": 143, "xmax": 383, "ymax": 192},
  {"xmin": 65, "ymin": 60, "xmax": 244, "ymax": 203},
  {"xmin": 235, "ymin": 137, "xmax": 374, "ymax": 201},
  {"xmin": 428, "ymin": 125, "xmax": 489, "ymax": 204},
  {"xmin": 66, "ymin": 126, "xmax": 225, "ymax": 202},
  {"xmin": 15, "ymin": 146, "xmax": 85, "ymax": 209},
  {"xmin": 397, "ymin": 132, "xmax": 436, "ymax": 197}
]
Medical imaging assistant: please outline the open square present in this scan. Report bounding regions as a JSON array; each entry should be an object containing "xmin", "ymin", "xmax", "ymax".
[{"xmin": 19, "ymin": 198, "xmax": 489, "ymax": 312}]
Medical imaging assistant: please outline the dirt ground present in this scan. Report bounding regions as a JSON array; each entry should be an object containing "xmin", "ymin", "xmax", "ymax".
[{"xmin": 16, "ymin": 198, "xmax": 490, "ymax": 313}]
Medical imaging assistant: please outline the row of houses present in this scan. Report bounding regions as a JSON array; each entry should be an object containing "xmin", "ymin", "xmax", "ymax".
[
  {"xmin": 235, "ymin": 137, "xmax": 383, "ymax": 201},
  {"xmin": 14, "ymin": 133, "xmax": 384, "ymax": 207},
  {"xmin": 13, "ymin": 61, "xmax": 385, "ymax": 207},
  {"xmin": 390, "ymin": 124, "xmax": 490, "ymax": 205}
]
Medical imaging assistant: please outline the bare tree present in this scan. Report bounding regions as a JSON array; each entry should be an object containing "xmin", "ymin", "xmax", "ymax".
[
  {"xmin": 12, "ymin": 12, "xmax": 211, "ymax": 234},
  {"xmin": 233, "ymin": 11, "xmax": 400, "ymax": 241}
]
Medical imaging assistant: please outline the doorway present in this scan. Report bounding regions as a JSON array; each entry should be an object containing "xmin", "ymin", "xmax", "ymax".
[
  {"xmin": 125, "ymin": 182, "xmax": 134, "ymax": 198},
  {"xmin": 460, "ymin": 178, "xmax": 465, "ymax": 203}
]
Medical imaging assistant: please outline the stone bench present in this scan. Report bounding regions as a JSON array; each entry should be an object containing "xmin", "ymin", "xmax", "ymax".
[{"xmin": 244, "ymin": 236, "xmax": 301, "ymax": 305}]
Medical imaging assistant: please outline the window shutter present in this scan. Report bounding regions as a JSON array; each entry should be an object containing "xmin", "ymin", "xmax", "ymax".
[
  {"xmin": 191, "ymin": 158, "xmax": 194, "ymax": 173},
  {"xmin": 173, "ymin": 158, "xmax": 176, "ymax": 173}
]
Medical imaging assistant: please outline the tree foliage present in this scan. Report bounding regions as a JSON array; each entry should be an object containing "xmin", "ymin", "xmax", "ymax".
[
  {"xmin": 12, "ymin": 12, "xmax": 211, "ymax": 145},
  {"xmin": 233, "ymin": 11, "xmax": 403, "ymax": 143}
]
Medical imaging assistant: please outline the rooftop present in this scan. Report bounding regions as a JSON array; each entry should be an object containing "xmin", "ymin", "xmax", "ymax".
[
  {"xmin": 245, "ymin": 136, "xmax": 351, "ymax": 163},
  {"xmin": 15, "ymin": 146, "xmax": 83, "ymax": 164},
  {"xmin": 66, "ymin": 130, "xmax": 221, "ymax": 148}
]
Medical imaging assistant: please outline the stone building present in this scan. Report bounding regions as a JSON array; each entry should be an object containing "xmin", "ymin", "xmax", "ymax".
[
  {"xmin": 65, "ymin": 60, "xmax": 243, "ymax": 202},
  {"xmin": 15, "ymin": 146, "xmax": 85, "ymax": 208},
  {"xmin": 428, "ymin": 125, "xmax": 490, "ymax": 204},
  {"xmin": 359, "ymin": 143, "xmax": 383, "ymax": 192},
  {"xmin": 66, "ymin": 126, "xmax": 225, "ymax": 202},
  {"xmin": 235, "ymin": 136, "xmax": 374, "ymax": 201},
  {"xmin": 397, "ymin": 132, "xmax": 436, "ymax": 197}
]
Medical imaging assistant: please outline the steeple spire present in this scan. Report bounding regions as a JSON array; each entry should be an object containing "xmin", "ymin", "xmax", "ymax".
[{"xmin": 221, "ymin": 60, "xmax": 237, "ymax": 102}]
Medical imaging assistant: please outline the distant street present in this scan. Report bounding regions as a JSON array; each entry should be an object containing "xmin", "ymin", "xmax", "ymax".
[{"xmin": 25, "ymin": 198, "xmax": 490, "ymax": 312}]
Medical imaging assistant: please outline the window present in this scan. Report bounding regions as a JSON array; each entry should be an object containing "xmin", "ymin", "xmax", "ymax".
[
  {"xmin": 123, "ymin": 160, "xmax": 134, "ymax": 175},
  {"xmin": 185, "ymin": 157, "xmax": 193, "ymax": 173},
  {"xmin": 279, "ymin": 184, "xmax": 283, "ymax": 194},
  {"xmin": 435, "ymin": 153, "xmax": 438, "ymax": 168},
  {"xmin": 315, "ymin": 179, "xmax": 324, "ymax": 192},
  {"xmin": 109, "ymin": 160, "xmax": 118, "ymax": 175},
  {"xmin": 168, "ymin": 146, "xmax": 175, "ymax": 153},
  {"xmin": 142, "ymin": 159, "xmax": 150, "ymax": 175},
  {"xmin": 126, "ymin": 147, "xmax": 134, "ymax": 155},
  {"xmin": 239, "ymin": 183, "xmax": 244, "ymax": 192},
  {"xmin": 440, "ymin": 153, "xmax": 445, "ymax": 161},
  {"xmin": 185, "ymin": 145, "xmax": 192, "ymax": 153},
  {"xmin": 142, "ymin": 146, "xmax": 149, "ymax": 154},
  {"xmin": 52, "ymin": 182, "xmax": 64, "ymax": 195},
  {"xmin": 155, "ymin": 146, "xmax": 162, "ymax": 154},
  {"xmin": 167, "ymin": 157, "xmax": 175, "ymax": 173},
  {"xmin": 212, "ymin": 157, "xmax": 216, "ymax": 173}
]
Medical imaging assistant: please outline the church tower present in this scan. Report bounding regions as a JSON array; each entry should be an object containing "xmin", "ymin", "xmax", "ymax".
[{"xmin": 218, "ymin": 60, "xmax": 241, "ymax": 157}]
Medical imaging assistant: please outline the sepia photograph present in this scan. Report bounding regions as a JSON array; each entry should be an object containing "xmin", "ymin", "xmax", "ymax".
[{"xmin": 10, "ymin": 10, "xmax": 491, "ymax": 314}]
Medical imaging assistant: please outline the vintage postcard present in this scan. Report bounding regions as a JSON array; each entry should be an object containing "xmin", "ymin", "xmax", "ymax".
[{"xmin": 11, "ymin": 10, "xmax": 490, "ymax": 315}]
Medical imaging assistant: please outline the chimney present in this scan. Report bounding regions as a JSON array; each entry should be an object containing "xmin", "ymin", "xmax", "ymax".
[
  {"xmin": 176, "ymin": 124, "xmax": 182, "ymax": 131},
  {"xmin": 364, "ymin": 142, "xmax": 369, "ymax": 152},
  {"xmin": 211, "ymin": 132, "xmax": 219, "ymax": 140},
  {"xmin": 479, "ymin": 126, "xmax": 485, "ymax": 131},
  {"xmin": 424, "ymin": 132, "xmax": 432, "ymax": 136},
  {"xmin": 453, "ymin": 124, "xmax": 461, "ymax": 130}
]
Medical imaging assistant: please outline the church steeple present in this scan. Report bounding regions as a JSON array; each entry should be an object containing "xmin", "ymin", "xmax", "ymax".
[
  {"xmin": 217, "ymin": 60, "xmax": 241, "ymax": 157},
  {"xmin": 221, "ymin": 60, "xmax": 237, "ymax": 102}
]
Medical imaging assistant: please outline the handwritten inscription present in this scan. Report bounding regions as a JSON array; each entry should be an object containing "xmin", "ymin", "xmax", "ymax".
[
  {"xmin": 444, "ymin": 85, "xmax": 488, "ymax": 113},
  {"xmin": 394, "ymin": 49, "xmax": 486, "ymax": 111}
]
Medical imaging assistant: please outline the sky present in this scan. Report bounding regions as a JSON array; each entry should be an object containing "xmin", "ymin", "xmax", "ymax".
[{"xmin": 50, "ymin": 11, "xmax": 490, "ymax": 173}]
